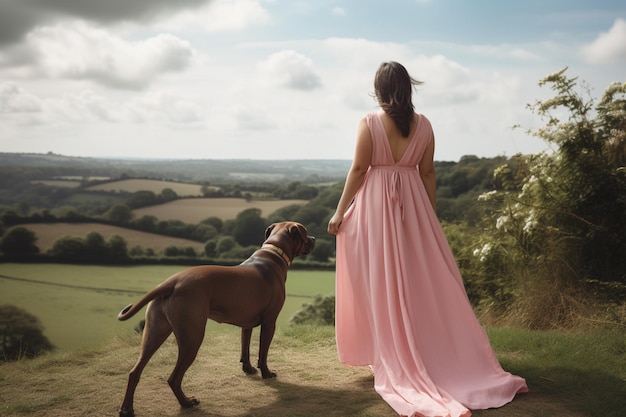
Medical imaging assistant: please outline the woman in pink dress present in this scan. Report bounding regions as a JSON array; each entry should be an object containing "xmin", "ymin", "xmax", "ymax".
[{"xmin": 327, "ymin": 61, "xmax": 527, "ymax": 417}]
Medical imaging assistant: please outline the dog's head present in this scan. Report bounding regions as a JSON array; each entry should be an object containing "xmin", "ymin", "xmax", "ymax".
[{"xmin": 264, "ymin": 221, "xmax": 315, "ymax": 258}]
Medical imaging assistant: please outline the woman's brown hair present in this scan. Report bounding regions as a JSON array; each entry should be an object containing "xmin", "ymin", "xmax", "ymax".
[{"xmin": 374, "ymin": 62, "xmax": 423, "ymax": 137}]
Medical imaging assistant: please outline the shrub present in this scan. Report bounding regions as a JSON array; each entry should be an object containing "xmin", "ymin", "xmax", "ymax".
[
  {"xmin": 478, "ymin": 68, "xmax": 626, "ymax": 329},
  {"xmin": 0, "ymin": 305, "xmax": 54, "ymax": 361},
  {"xmin": 0, "ymin": 226, "xmax": 39, "ymax": 256},
  {"xmin": 290, "ymin": 294, "xmax": 335, "ymax": 326}
]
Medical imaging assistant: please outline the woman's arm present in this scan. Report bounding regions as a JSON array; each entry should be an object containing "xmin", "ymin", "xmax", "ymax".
[
  {"xmin": 327, "ymin": 117, "xmax": 372, "ymax": 235},
  {"xmin": 419, "ymin": 133, "xmax": 436, "ymax": 212}
]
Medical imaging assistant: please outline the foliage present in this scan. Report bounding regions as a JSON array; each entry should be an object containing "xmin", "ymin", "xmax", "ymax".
[
  {"xmin": 0, "ymin": 226, "xmax": 39, "ymax": 256},
  {"xmin": 307, "ymin": 239, "xmax": 334, "ymax": 262},
  {"xmin": 164, "ymin": 246, "xmax": 197, "ymax": 257},
  {"xmin": 477, "ymin": 68, "xmax": 626, "ymax": 329},
  {"xmin": 0, "ymin": 305, "xmax": 54, "ymax": 361},
  {"xmin": 105, "ymin": 204, "xmax": 133, "ymax": 223},
  {"xmin": 232, "ymin": 208, "xmax": 266, "ymax": 247},
  {"xmin": 48, "ymin": 232, "xmax": 129, "ymax": 260},
  {"xmin": 273, "ymin": 181, "xmax": 319, "ymax": 199},
  {"xmin": 290, "ymin": 294, "xmax": 336, "ymax": 325}
]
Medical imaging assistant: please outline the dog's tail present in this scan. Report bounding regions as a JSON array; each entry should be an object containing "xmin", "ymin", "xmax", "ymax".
[{"xmin": 117, "ymin": 280, "xmax": 176, "ymax": 321}]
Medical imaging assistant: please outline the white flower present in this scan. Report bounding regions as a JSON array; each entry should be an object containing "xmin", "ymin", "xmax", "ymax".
[
  {"xmin": 523, "ymin": 210, "xmax": 538, "ymax": 234},
  {"xmin": 473, "ymin": 243, "xmax": 493, "ymax": 263},
  {"xmin": 496, "ymin": 215, "xmax": 510, "ymax": 230},
  {"xmin": 478, "ymin": 190, "xmax": 497, "ymax": 202}
]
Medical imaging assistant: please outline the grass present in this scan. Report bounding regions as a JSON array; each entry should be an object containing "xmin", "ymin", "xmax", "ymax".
[
  {"xmin": 0, "ymin": 264, "xmax": 335, "ymax": 350},
  {"xmin": 0, "ymin": 326, "xmax": 624, "ymax": 417}
]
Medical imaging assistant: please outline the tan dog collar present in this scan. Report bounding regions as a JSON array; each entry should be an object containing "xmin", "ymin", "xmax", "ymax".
[{"xmin": 261, "ymin": 244, "xmax": 291, "ymax": 267}]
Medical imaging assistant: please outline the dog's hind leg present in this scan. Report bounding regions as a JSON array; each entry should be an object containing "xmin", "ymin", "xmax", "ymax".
[
  {"xmin": 258, "ymin": 321, "xmax": 277, "ymax": 379},
  {"xmin": 120, "ymin": 302, "xmax": 173, "ymax": 417},
  {"xmin": 240, "ymin": 327, "xmax": 257, "ymax": 374},
  {"xmin": 168, "ymin": 314, "xmax": 206, "ymax": 408}
]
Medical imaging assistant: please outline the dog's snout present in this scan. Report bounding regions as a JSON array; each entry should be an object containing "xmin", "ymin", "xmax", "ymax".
[{"xmin": 305, "ymin": 236, "xmax": 316, "ymax": 253}]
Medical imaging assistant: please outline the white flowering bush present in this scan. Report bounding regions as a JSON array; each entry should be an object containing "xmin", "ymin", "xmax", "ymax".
[{"xmin": 473, "ymin": 69, "xmax": 626, "ymax": 329}]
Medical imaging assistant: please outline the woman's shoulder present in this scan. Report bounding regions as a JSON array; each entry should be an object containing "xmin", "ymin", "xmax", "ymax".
[
  {"xmin": 415, "ymin": 112, "xmax": 433, "ymax": 129},
  {"xmin": 365, "ymin": 111, "xmax": 383, "ymax": 120}
]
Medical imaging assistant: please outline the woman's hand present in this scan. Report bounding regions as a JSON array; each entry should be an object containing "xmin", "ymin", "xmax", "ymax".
[{"xmin": 327, "ymin": 212, "xmax": 343, "ymax": 236}]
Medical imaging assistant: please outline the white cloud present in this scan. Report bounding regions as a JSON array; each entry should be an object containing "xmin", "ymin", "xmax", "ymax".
[
  {"xmin": 231, "ymin": 103, "xmax": 276, "ymax": 130},
  {"xmin": 257, "ymin": 50, "xmax": 322, "ymax": 90},
  {"xmin": 0, "ymin": 83, "xmax": 42, "ymax": 113},
  {"xmin": 582, "ymin": 18, "xmax": 626, "ymax": 64},
  {"xmin": 1, "ymin": 22, "xmax": 196, "ymax": 90},
  {"xmin": 331, "ymin": 7, "xmax": 346, "ymax": 17},
  {"xmin": 154, "ymin": 0, "xmax": 269, "ymax": 32},
  {"xmin": 0, "ymin": 81, "xmax": 205, "ymax": 128}
]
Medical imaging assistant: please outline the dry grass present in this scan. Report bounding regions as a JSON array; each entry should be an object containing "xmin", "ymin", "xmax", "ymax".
[
  {"xmin": 3, "ymin": 325, "xmax": 619, "ymax": 417},
  {"xmin": 132, "ymin": 198, "xmax": 308, "ymax": 223},
  {"xmin": 0, "ymin": 327, "xmax": 395, "ymax": 417},
  {"xmin": 19, "ymin": 223, "xmax": 205, "ymax": 253}
]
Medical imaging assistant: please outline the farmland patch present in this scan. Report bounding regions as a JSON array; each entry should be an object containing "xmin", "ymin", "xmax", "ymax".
[
  {"xmin": 86, "ymin": 179, "xmax": 213, "ymax": 196},
  {"xmin": 30, "ymin": 180, "xmax": 82, "ymax": 188},
  {"xmin": 132, "ymin": 198, "xmax": 307, "ymax": 223}
]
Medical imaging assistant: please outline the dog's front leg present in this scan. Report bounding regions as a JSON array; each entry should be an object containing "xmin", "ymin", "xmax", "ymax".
[
  {"xmin": 240, "ymin": 327, "xmax": 257, "ymax": 374},
  {"xmin": 257, "ymin": 322, "xmax": 277, "ymax": 379}
]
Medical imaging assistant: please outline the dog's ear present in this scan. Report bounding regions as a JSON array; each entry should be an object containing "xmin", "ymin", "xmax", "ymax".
[
  {"xmin": 265, "ymin": 223, "xmax": 276, "ymax": 239},
  {"xmin": 289, "ymin": 223, "xmax": 307, "ymax": 240}
]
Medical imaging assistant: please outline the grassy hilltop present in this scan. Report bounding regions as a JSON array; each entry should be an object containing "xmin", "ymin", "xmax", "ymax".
[{"xmin": 0, "ymin": 326, "xmax": 624, "ymax": 417}]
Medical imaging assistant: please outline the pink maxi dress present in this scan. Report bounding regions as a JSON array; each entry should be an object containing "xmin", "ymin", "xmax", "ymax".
[{"xmin": 335, "ymin": 111, "xmax": 528, "ymax": 417}]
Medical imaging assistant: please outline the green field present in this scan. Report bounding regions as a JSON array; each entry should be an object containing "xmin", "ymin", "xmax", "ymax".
[{"xmin": 0, "ymin": 263, "xmax": 335, "ymax": 351}]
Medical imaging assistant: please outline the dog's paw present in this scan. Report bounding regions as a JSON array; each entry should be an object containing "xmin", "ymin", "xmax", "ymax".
[
  {"xmin": 181, "ymin": 397, "xmax": 200, "ymax": 408},
  {"xmin": 242, "ymin": 363, "xmax": 258, "ymax": 375},
  {"xmin": 119, "ymin": 407, "xmax": 135, "ymax": 417},
  {"xmin": 261, "ymin": 370, "xmax": 277, "ymax": 379}
]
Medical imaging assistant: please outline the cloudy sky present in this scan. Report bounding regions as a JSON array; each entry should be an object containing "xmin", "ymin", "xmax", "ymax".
[{"xmin": 1, "ymin": 0, "xmax": 625, "ymax": 161}]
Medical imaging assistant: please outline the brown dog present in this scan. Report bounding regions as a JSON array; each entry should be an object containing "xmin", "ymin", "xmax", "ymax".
[{"xmin": 117, "ymin": 222, "xmax": 315, "ymax": 417}]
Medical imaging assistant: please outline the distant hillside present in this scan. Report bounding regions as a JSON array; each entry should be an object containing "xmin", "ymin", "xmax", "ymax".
[{"xmin": 0, "ymin": 152, "xmax": 352, "ymax": 183}]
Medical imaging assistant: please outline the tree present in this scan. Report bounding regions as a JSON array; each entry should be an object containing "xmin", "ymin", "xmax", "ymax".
[
  {"xmin": 134, "ymin": 215, "xmax": 158, "ymax": 232},
  {"xmin": 309, "ymin": 239, "xmax": 334, "ymax": 262},
  {"xmin": 216, "ymin": 236, "xmax": 237, "ymax": 254},
  {"xmin": 0, "ymin": 305, "xmax": 54, "ymax": 361},
  {"xmin": 84, "ymin": 231, "xmax": 106, "ymax": 257},
  {"xmin": 480, "ymin": 69, "xmax": 626, "ymax": 328},
  {"xmin": 0, "ymin": 227, "xmax": 39, "ymax": 256},
  {"xmin": 200, "ymin": 216, "xmax": 223, "ymax": 233},
  {"xmin": 108, "ymin": 234, "xmax": 128, "ymax": 259},
  {"xmin": 160, "ymin": 188, "xmax": 178, "ymax": 202},
  {"xmin": 105, "ymin": 204, "xmax": 133, "ymax": 223},
  {"xmin": 267, "ymin": 204, "xmax": 305, "ymax": 224},
  {"xmin": 204, "ymin": 240, "xmax": 218, "ymax": 258},
  {"xmin": 49, "ymin": 236, "xmax": 86, "ymax": 258},
  {"xmin": 510, "ymin": 69, "xmax": 626, "ymax": 286},
  {"xmin": 192, "ymin": 224, "xmax": 218, "ymax": 242},
  {"xmin": 232, "ymin": 208, "xmax": 266, "ymax": 247},
  {"xmin": 127, "ymin": 190, "xmax": 157, "ymax": 208}
]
